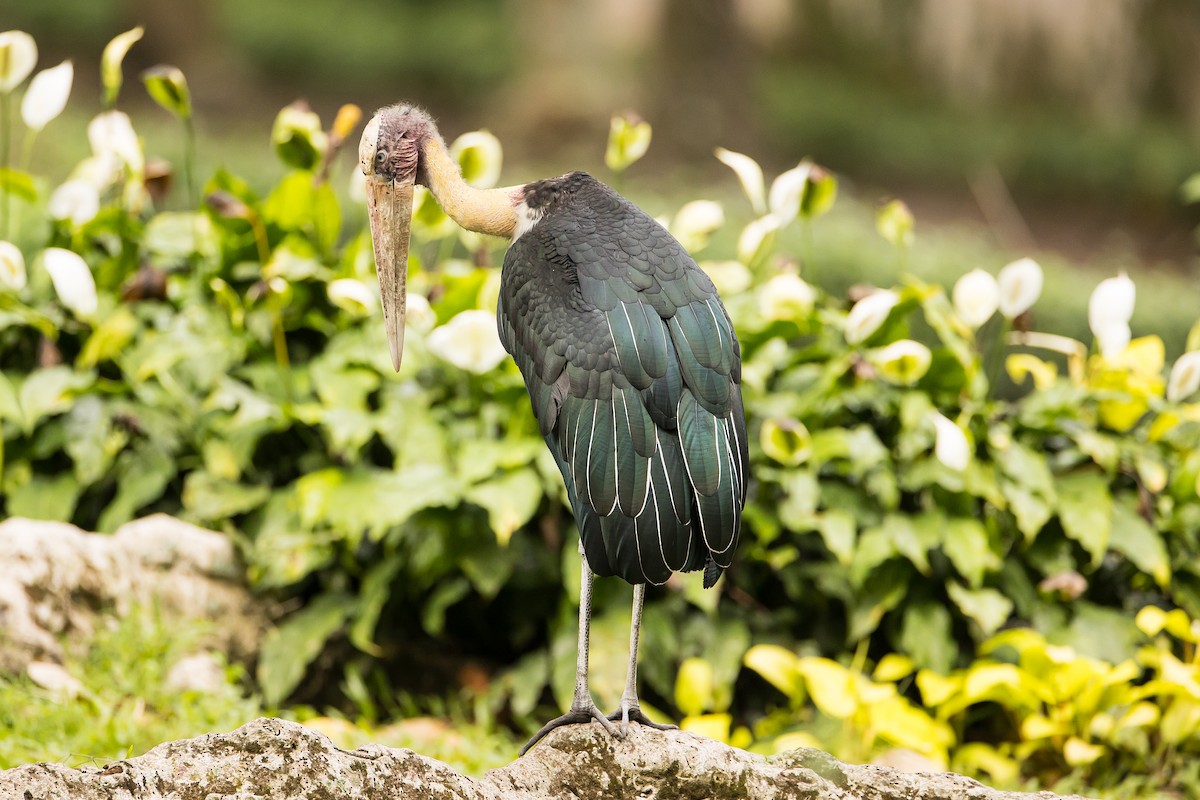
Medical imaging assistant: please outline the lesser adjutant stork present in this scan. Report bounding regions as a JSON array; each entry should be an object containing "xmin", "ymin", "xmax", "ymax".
[{"xmin": 359, "ymin": 104, "xmax": 748, "ymax": 754}]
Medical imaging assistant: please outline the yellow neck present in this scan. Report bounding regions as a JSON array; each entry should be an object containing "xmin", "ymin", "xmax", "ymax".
[{"xmin": 421, "ymin": 135, "xmax": 519, "ymax": 238}]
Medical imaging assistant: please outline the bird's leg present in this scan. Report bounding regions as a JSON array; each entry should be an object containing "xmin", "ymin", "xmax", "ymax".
[
  {"xmin": 519, "ymin": 546, "xmax": 619, "ymax": 756},
  {"xmin": 607, "ymin": 583, "xmax": 677, "ymax": 734}
]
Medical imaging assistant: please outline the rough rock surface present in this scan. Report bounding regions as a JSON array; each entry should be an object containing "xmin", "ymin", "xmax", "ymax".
[
  {"xmin": 0, "ymin": 515, "xmax": 267, "ymax": 674},
  {"xmin": 0, "ymin": 717, "xmax": 1096, "ymax": 800}
]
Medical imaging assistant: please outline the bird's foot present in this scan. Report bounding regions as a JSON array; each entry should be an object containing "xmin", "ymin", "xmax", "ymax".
[
  {"xmin": 606, "ymin": 704, "xmax": 678, "ymax": 736},
  {"xmin": 519, "ymin": 704, "xmax": 620, "ymax": 756}
]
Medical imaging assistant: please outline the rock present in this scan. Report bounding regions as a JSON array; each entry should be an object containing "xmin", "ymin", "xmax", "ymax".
[
  {"xmin": 0, "ymin": 717, "xmax": 1098, "ymax": 800},
  {"xmin": 0, "ymin": 515, "xmax": 267, "ymax": 675}
]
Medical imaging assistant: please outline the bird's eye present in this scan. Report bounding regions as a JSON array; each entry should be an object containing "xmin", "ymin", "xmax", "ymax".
[{"xmin": 375, "ymin": 149, "xmax": 388, "ymax": 165}]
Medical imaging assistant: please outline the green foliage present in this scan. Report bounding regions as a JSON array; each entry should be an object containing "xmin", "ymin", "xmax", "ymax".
[{"xmin": 3, "ymin": 31, "xmax": 1200, "ymax": 795}]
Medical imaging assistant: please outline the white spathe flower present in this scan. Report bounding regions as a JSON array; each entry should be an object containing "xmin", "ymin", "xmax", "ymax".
[
  {"xmin": 0, "ymin": 241, "xmax": 26, "ymax": 290},
  {"xmin": 20, "ymin": 60, "xmax": 71, "ymax": 131},
  {"xmin": 1167, "ymin": 351, "xmax": 1200, "ymax": 403},
  {"xmin": 672, "ymin": 200, "xmax": 724, "ymax": 253},
  {"xmin": 767, "ymin": 162, "xmax": 811, "ymax": 222},
  {"xmin": 872, "ymin": 339, "xmax": 932, "ymax": 385},
  {"xmin": 450, "ymin": 130, "xmax": 503, "ymax": 189},
  {"xmin": 996, "ymin": 257, "xmax": 1043, "ymax": 318},
  {"xmin": 1094, "ymin": 321, "xmax": 1131, "ymax": 360},
  {"xmin": 844, "ymin": 289, "xmax": 899, "ymax": 344},
  {"xmin": 405, "ymin": 293, "xmax": 436, "ymax": 334},
  {"xmin": 88, "ymin": 110, "xmax": 143, "ymax": 172},
  {"xmin": 42, "ymin": 247, "xmax": 97, "ymax": 317},
  {"xmin": 47, "ymin": 180, "xmax": 100, "ymax": 226},
  {"xmin": 327, "ymin": 278, "xmax": 375, "ymax": 316},
  {"xmin": 715, "ymin": 147, "xmax": 766, "ymax": 214},
  {"xmin": 0, "ymin": 31, "xmax": 37, "ymax": 93},
  {"xmin": 952, "ymin": 268, "xmax": 999, "ymax": 328},
  {"xmin": 1088, "ymin": 273, "xmax": 1136, "ymax": 337},
  {"xmin": 427, "ymin": 309, "xmax": 508, "ymax": 374},
  {"xmin": 758, "ymin": 273, "xmax": 815, "ymax": 321},
  {"xmin": 737, "ymin": 214, "xmax": 782, "ymax": 267},
  {"xmin": 930, "ymin": 412, "xmax": 970, "ymax": 471},
  {"xmin": 701, "ymin": 260, "xmax": 751, "ymax": 297},
  {"xmin": 347, "ymin": 168, "xmax": 366, "ymax": 205},
  {"xmin": 70, "ymin": 153, "xmax": 122, "ymax": 191}
]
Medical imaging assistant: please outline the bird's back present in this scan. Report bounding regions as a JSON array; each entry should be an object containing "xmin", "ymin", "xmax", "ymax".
[{"xmin": 498, "ymin": 172, "xmax": 747, "ymax": 587}]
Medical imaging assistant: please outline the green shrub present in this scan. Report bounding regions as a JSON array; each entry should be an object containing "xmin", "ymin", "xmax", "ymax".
[{"xmin": 3, "ymin": 29, "xmax": 1200, "ymax": 793}]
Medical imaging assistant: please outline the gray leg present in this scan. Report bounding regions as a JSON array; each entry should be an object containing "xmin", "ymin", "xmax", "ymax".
[
  {"xmin": 519, "ymin": 546, "xmax": 619, "ymax": 756},
  {"xmin": 607, "ymin": 583, "xmax": 677, "ymax": 734}
]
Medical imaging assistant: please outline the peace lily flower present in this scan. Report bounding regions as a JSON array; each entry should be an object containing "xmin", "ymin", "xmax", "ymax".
[
  {"xmin": 88, "ymin": 110, "xmax": 143, "ymax": 172},
  {"xmin": 326, "ymin": 278, "xmax": 375, "ymax": 316},
  {"xmin": 758, "ymin": 273, "xmax": 815, "ymax": 321},
  {"xmin": 426, "ymin": 309, "xmax": 508, "ymax": 374},
  {"xmin": 714, "ymin": 147, "xmax": 766, "ymax": 214},
  {"xmin": 20, "ymin": 60, "xmax": 71, "ymax": 131},
  {"xmin": 767, "ymin": 163, "xmax": 810, "ymax": 222},
  {"xmin": 347, "ymin": 168, "xmax": 367, "ymax": 205},
  {"xmin": 0, "ymin": 241, "xmax": 26, "ymax": 290},
  {"xmin": 1088, "ymin": 273, "xmax": 1136, "ymax": 359},
  {"xmin": 996, "ymin": 257, "xmax": 1043, "ymax": 319},
  {"xmin": 871, "ymin": 339, "xmax": 932, "ymax": 385},
  {"xmin": 0, "ymin": 31, "xmax": 37, "ymax": 93},
  {"xmin": 952, "ymin": 268, "xmax": 999, "ymax": 328},
  {"xmin": 47, "ymin": 180, "xmax": 100, "ymax": 226},
  {"xmin": 701, "ymin": 260, "xmax": 752, "ymax": 297},
  {"xmin": 70, "ymin": 153, "xmax": 122, "ymax": 191},
  {"xmin": 405, "ymin": 293, "xmax": 436, "ymax": 334},
  {"xmin": 42, "ymin": 248, "xmax": 97, "ymax": 317},
  {"xmin": 737, "ymin": 214, "xmax": 782, "ymax": 267},
  {"xmin": 671, "ymin": 200, "xmax": 724, "ymax": 253},
  {"xmin": 930, "ymin": 412, "xmax": 970, "ymax": 471},
  {"xmin": 1167, "ymin": 351, "xmax": 1200, "ymax": 403},
  {"xmin": 844, "ymin": 289, "xmax": 899, "ymax": 344},
  {"xmin": 450, "ymin": 130, "xmax": 503, "ymax": 189}
]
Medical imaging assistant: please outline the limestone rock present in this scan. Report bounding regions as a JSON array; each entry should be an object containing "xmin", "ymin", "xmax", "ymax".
[{"xmin": 0, "ymin": 717, "xmax": 1097, "ymax": 800}]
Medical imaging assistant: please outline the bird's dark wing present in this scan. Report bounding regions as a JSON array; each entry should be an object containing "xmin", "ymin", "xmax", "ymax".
[{"xmin": 498, "ymin": 175, "xmax": 746, "ymax": 586}]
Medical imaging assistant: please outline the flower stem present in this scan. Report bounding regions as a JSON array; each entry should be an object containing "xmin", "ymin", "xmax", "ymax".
[
  {"xmin": 182, "ymin": 115, "xmax": 197, "ymax": 207},
  {"xmin": 1, "ymin": 92, "xmax": 10, "ymax": 240}
]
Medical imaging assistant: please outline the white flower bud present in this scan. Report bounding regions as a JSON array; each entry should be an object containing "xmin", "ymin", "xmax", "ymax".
[
  {"xmin": 872, "ymin": 339, "xmax": 932, "ymax": 385},
  {"xmin": 931, "ymin": 412, "xmax": 970, "ymax": 471},
  {"xmin": 427, "ymin": 309, "xmax": 508, "ymax": 374},
  {"xmin": 996, "ymin": 258, "xmax": 1043, "ymax": 318},
  {"xmin": 88, "ymin": 110, "xmax": 143, "ymax": 172},
  {"xmin": 47, "ymin": 180, "xmax": 100, "ymax": 226},
  {"xmin": 758, "ymin": 273, "xmax": 815, "ymax": 321},
  {"xmin": 1094, "ymin": 321, "xmax": 1131, "ymax": 360},
  {"xmin": 671, "ymin": 200, "xmax": 724, "ymax": 253},
  {"xmin": 0, "ymin": 31, "xmax": 37, "ymax": 93},
  {"xmin": 952, "ymin": 269, "xmax": 999, "ymax": 328},
  {"xmin": 42, "ymin": 248, "xmax": 97, "ymax": 318},
  {"xmin": 326, "ymin": 278, "xmax": 375, "ymax": 316},
  {"xmin": 714, "ymin": 147, "xmax": 766, "ymax": 214},
  {"xmin": 1167, "ymin": 352, "xmax": 1200, "ymax": 403},
  {"xmin": 1088, "ymin": 273, "xmax": 1136, "ymax": 338},
  {"xmin": 0, "ymin": 241, "xmax": 26, "ymax": 291},
  {"xmin": 405, "ymin": 293, "xmax": 436, "ymax": 334},
  {"xmin": 844, "ymin": 289, "xmax": 899, "ymax": 344},
  {"xmin": 20, "ymin": 60, "xmax": 71, "ymax": 131},
  {"xmin": 767, "ymin": 163, "xmax": 810, "ymax": 222},
  {"xmin": 450, "ymin": 130, "xmax": 503, "ymax": 189}
]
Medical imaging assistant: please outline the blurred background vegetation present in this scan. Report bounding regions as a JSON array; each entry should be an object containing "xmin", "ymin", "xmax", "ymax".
[{"xmin": 4, "ymin": 2, "xmax": 1200, "ymax": 798}]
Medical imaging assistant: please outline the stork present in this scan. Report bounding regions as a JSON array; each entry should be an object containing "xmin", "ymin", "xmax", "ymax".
[{"xmin": 359, "ymin": 104, "xmax": 747, "ymax": 754}]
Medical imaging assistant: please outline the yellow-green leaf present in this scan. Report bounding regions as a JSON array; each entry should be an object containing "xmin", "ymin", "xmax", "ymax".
[
  {"xmin": 101, "ymin": 26, "xmax": 143, "ymax": 108},
  {"xmin": 675, "ymin": 657, "xmax": 715, "ymax": 717}
]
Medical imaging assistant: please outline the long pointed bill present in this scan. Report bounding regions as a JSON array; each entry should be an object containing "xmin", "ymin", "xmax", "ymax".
[{"xmin": 366, "ymin": 174, "xmax": 414, "ymax": 371}]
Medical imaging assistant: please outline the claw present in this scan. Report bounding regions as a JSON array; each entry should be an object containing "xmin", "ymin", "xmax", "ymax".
[
  {"xmin": 605, "ymin": 705, "xmax": 677, "ymax": 734},
  {"xmin": 520, "ymin": 704, "xmax": 620, "ymax": 756}
]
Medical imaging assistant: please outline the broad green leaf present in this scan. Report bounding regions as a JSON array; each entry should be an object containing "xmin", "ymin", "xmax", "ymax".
[
  {"xmin": 466, "ymin": 467, "xmax": 542, "ymax": 546},
  {"xmin": 16, "ymin": 366, "xmax": 93, "ymax": 434},
  {"xmin": 0, "ymin": 371, "xmax": 21, "ymax": 422},
  {"xmin": 182, "ymin": 472, "xmax": 270, "ymax": 521},
  {"xmin": 796, "ymin": 657, "xmax": 856, "ymax": 719},
  {"xmin": 258, "ymin": 591, "xmax": 356, "ymax": 705},
  {"xmin": 1109, "ymin": 499, "xmax": 1170, "ymax": 586},
  {"xmin": 78, "ymin": 307, "xmax": 138, "ymax": 368},
  {"xmin": 873, "ymin": 653, "xmax": 915, "ymax": 682},
  {"xmin": 899, "ymin": 601, "xmax": 955, "ymax": 673},
  {"xmin": 675, "ymin": 657, "xmax": 715, "ymax": 717},
  {"xmin": 947, "ymin": 582, "xmax": 1013, "ymax": 638},
  {"xmin": 294, "ymin": 466, "xmax": 462, "ymax": 542},
  {"xmin": 6, "ymin": 473, "xmax": 80, "ymax": 521},
  {"xmin": 760, "ymin": 417, "xmax": 811, "ymax": 466},
  {"xmin": 941, "ymin": 517, "xmax": 998, "ymax": 587},
  {"xmin": 605, "ymin": 113, "xmax": 651, "ymax": 173},
  {"xmin": 799, "ymin": 165, "xmax": 837, "ymax": 219},
  {"xmin": 1056, "ymin": 472, "xmax": 1112, "ymax": 564},
  {"xmin": 743, "ymin": 644, "xmax": 803, "ymax": 700},
  {"xmin": 817, "ymin": 509, "xmax": 856, "ymax": 565},
  {"xmin": 0, "ymin": 167, "xmax": 37, "ymax": 203},
  {"xmin": 349, "ymin": 554, "xmax": 403, "ymax": 655},
  {"xmin": 97, "ymin": 444, "xmax": 175, "ymax": 532},
  {"xmin": 63, "ymin": 395, "xmax": 123, "ymax": 485}
]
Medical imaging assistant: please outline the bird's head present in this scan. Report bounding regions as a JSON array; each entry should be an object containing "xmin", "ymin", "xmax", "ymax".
[{"xmin": 358, "ymin": 104, "xmax": 440, "ymax": 371}]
